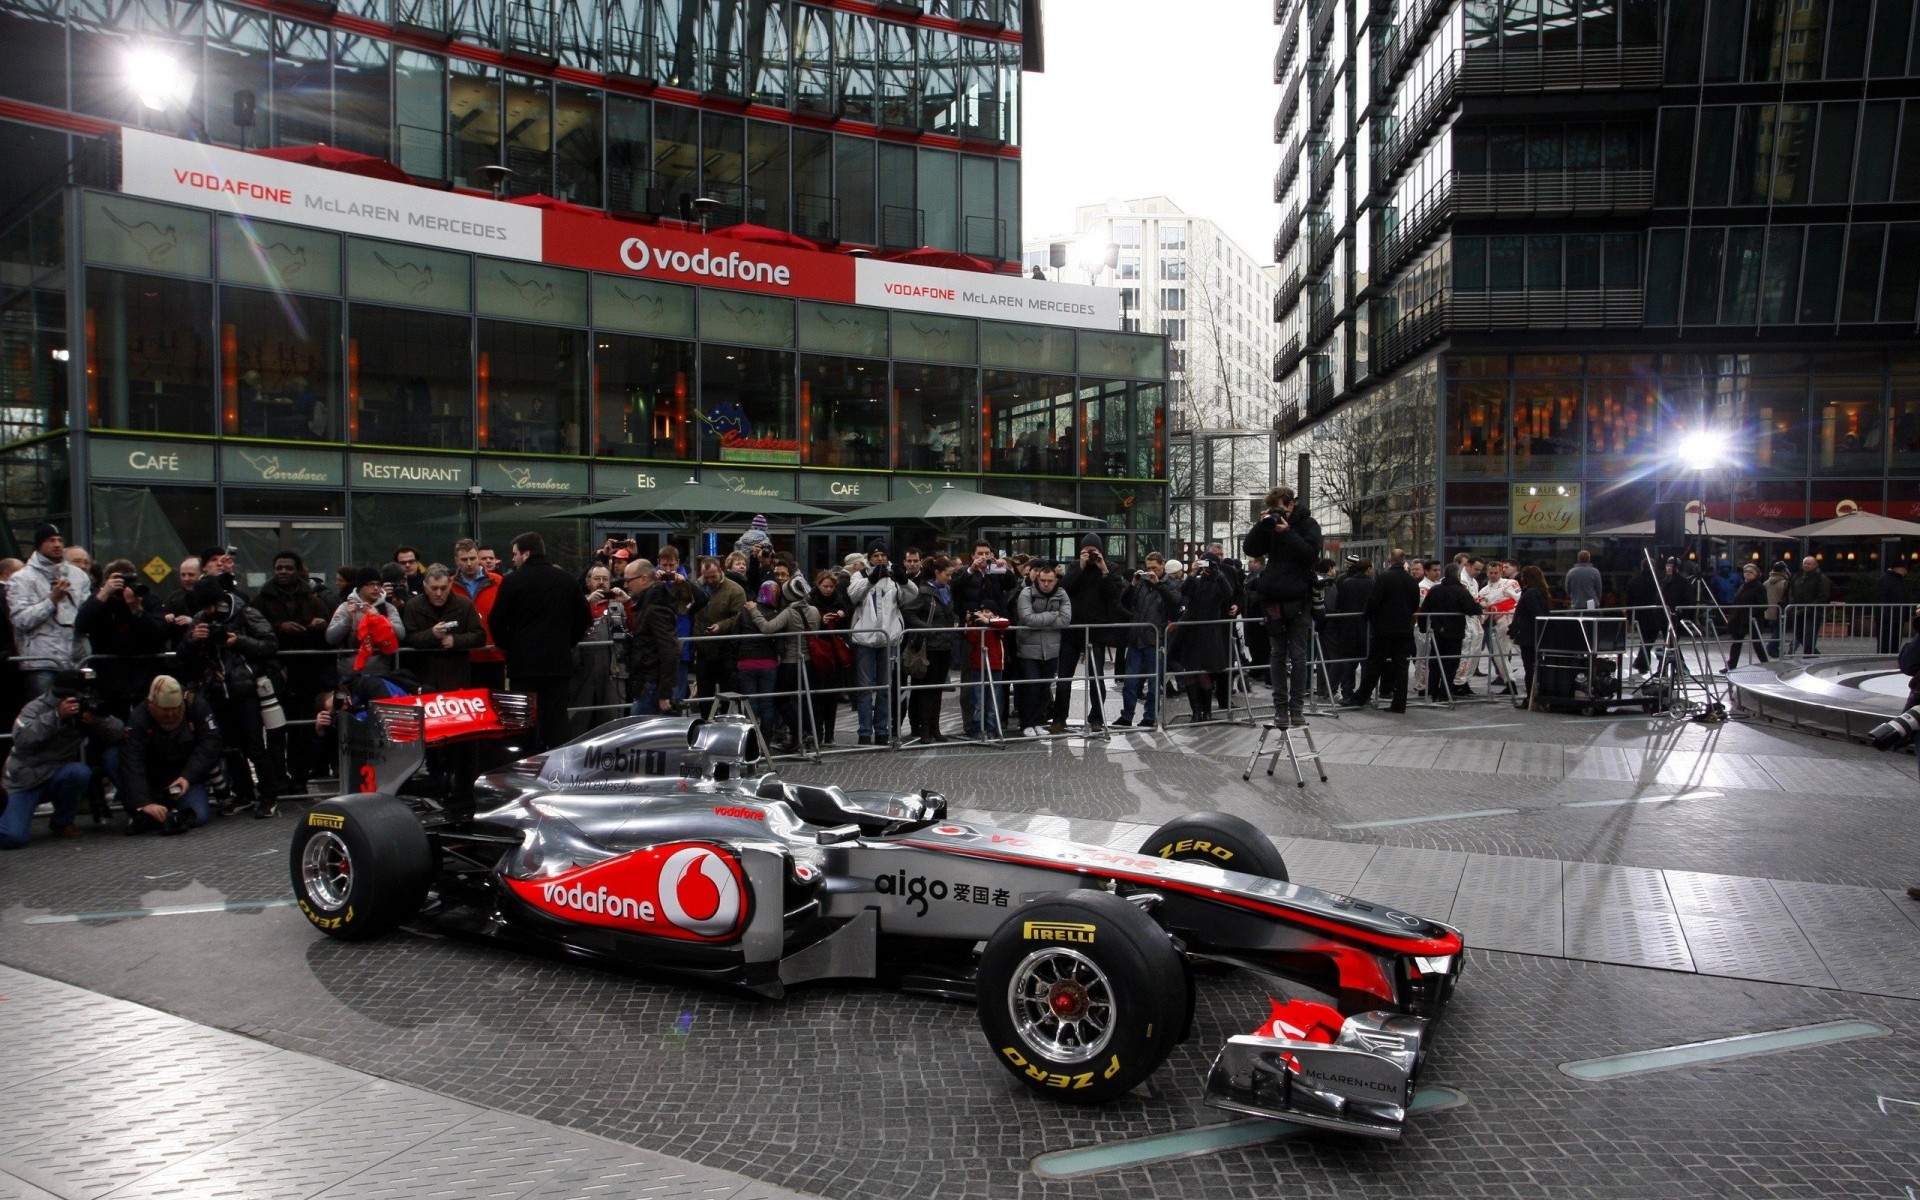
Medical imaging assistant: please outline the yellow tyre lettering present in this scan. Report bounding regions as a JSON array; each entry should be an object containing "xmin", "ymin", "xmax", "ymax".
[
  {"xmin": 1000, "ymin": 1046, "xmax": 1030, "ymax": 1068},
  {"xmin": 1103, "ymin": 1053, "xmax": 1123, "ymax": 1079},
  {"xmin": 1071, "ymin": 1071, "xmax": 1094, "ymax": 1089},
  {"xmin": 1024, "ymin": 1063, "xmax": 1049, "ymax": 1082}
]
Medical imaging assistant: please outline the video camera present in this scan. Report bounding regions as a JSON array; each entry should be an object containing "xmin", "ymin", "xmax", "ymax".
[
  {"xmin": 1869, "ymin": 704, "xmax": 1920, "ymax": 751},
  {"xmin": 49, "ymin": 667, "xmax": 106, "ymax": 718}
]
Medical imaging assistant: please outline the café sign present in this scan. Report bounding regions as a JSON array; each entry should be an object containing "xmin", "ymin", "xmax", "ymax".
[
  {"xmin": 89, "ymin": 437, "xmax": 216, "ymax": 484},
  {"xmin": 799, "ymin": 472, "xmax": 887, "ymax": 504},
  {"xmin": 1511, "ymin": 484, "xmax": 1581, "ymax": 536}
]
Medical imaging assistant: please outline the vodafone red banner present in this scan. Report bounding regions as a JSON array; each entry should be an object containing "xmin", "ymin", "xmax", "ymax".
[
  {"xmin": 544, "ymin": 210, "xmax": 855, "ymax": 302},
  {"xmin": 504, "ymin": 842, "xmax": 749, "ymax": 942}
]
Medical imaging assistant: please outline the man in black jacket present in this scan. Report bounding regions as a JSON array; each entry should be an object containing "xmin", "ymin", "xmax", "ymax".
[
  {"xmin": 622, "ymin": 558, "xmax": 682, "ymax": 714},
  {"xmin": 1061, "ymin": 534, "xmax": 1124, "ymax": 730},
  {"xmin": 486, "ymin": 532, "xmax": 591, "ymax": 751},
  {"xmin": 1330, "ymin": 556, "xmax": 1374, "ymax": 700},
  {"xmin": 1875, "ymin": 563, "xmax": 1909, "ymax": 653},
  {"xmin": 114, "ymin": 675, "xmax": 222, "ymax": 835},
  {"xmin": 1241, "ymin": 486, "xmax": 1323, "ymax": 727},
  {"xmin": 1342, "ymin": 549, "xmax": 1420, "ymax": 713},
  {"xmin": 178, "ymin": 577, "xmax": 284, "ymax": 818}
]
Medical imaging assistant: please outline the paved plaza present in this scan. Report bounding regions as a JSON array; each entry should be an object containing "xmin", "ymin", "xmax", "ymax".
[{"xmin": 3, "ymin": 701, "xmax": 1919, "ymax": 1198}]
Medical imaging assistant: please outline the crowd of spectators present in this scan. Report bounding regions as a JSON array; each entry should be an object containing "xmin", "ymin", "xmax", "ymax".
[{"xmin": 2, "ymin": 502, "xmax": 1898, "ymax": 851}]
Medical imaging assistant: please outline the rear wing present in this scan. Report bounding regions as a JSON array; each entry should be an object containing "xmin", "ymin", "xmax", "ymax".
[{"xmin": 342, "ymin": 689, "xmax": 535, "ymax": 794}]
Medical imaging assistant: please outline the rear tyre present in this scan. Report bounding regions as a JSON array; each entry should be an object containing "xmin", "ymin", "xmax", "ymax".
[
  {"xmin": 1138, "ymin": 812, "xmax": 1288, "ymax": 881},
  {"xmin": 289, "ymin": 794, "xmax": 433, "ymax": 941},
  {"xmin": 977, "ymin": 890, "xmax": 1189, "ymax": 1104}
]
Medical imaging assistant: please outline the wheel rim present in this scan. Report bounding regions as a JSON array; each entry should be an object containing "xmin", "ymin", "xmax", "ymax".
[
  {"xmin": 300, "ymin": 830, "xmax": 353, "ymax": 910},
  {"xmin": 1006, "ymin": 947, "xmax": 1115, "ymax": 1064}
]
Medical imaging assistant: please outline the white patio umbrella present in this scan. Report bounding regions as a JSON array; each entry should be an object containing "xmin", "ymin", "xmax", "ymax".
[
  {"xmin": 1590, "ymin": 517, "xmax": 1786, "ymax": 540},
  {"xmin": 1780, "ymin": 510, "xmax": 1920, "ymax": 539}
]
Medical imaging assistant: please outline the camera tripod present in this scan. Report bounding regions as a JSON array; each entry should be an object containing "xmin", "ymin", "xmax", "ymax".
[
  {"xmin": 1640, "ymin": 547, "xmax": 1734, "ymax": 724},
  {"xmin": 1243, "ymin": 721, "xmax": 1328, "ymax": 788}
]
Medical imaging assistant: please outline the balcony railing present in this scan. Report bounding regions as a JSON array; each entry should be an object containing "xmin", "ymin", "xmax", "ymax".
[
  {"xmin": 1452, "ymin": 168, "xmax": 1653, "ymax": 215},
  {"xmin": 1273, "ymin": 269, "xmax": 1303, "ymax": 319},
  {"xmin": 1273, "ymin": 400, "xmax": 1303, "ymax": 434},
  {"xmin": 1275, "ymin": 65, "xmax": 1304, "ymax": 138},
  {"xmin": 1309, "ymin": 0, "xmax": 1336, "ymax": 50},
  {"xmin": 881, "ymin": 205, "xmax": 923, "ymax": 250},
  {"xmin": 1308, "ymin": 297, "xmax": 1337, "ymax": 346},
  {"xmin": 1309, "ymin": 140, "xmax": 1338, "ymax": 199},
  {"xmin": 1378, "ymin": 174, "xmax": 1454, "ymax": 276},
  {"xmin": 1308, "ymin": 371, "xmax": 1338, "ymax": 416},
  {"xmin": 1275, "ymin": 0, "xmax": 1300, "ymax": 27},
  {"xmin": 795, "ymin": 192, "xmax": 837, "ymax": 244},
  {"xmin": 1311, "ymin": 60, "xmax": 1340, "ymax": 125},
  {"xmin": 1308, "ymin": 216, "xmax": 1339, "ymax": 274},
  {"xmin": 1459, "ymin": 44, "xmax": 1664, "ymax": 93},
  {"xmin": 1273, "ymin": 334, "xmax": 1304, "ymax": 380},
  {"xmin": 1274, "ymin": 204, "xmax": 1304, "ymax": 261},
  {"xmin": 1370, "ymin": 287, "xmax": 1646, "ymax": 374},
  {"xmin": 1274, "ymin": 141, "xmax": 1304, "ymax": 200},
  {"xmin": 1277, "ymin": 6, "xmax": 1302, "ymax": 71},
  {"xmin": 1371, "ymin": 53, "xmax": 1457, "ymax": 195},
  {"xmin": 1374, "ymin": 0, "xmax": 1449, "ymax": 95},
  {"xmin": 963, "ymin": 215, "xmax": 1006, "ymax": 259}
]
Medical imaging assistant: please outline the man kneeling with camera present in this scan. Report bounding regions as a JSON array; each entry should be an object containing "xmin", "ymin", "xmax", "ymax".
[
  {"xmin": 1, "ymin": 669, "xmax": 124, "ymax": 848},
  {"xmin": 112, "ymin": 675, "xmax": 223, "ymax": 837}
]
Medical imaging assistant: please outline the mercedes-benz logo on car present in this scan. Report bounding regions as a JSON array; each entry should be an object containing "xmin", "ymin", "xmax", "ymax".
[{"xmin": 658, "ymin": 846, "xmax": 742, "ymax": 935}]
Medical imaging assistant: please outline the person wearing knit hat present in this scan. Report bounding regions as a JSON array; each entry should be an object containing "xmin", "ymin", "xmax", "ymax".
[
  {"xmin": 10, "ymin": 520, "xmax": 93, "ymax": 698},
  {"xmin": 843, "ymin": 552, "xmax": 870, "ymax": 574},
  {"xmin": 327, "ymin": 565, "xmax": 406, "ymax": 680},
  {"xmin": 116, "ymin": 674, "xmax": 221, "ymax": 836},
  {"xmin": 741, "ymin": 565, "xmax": 821, "ymax": 752}
]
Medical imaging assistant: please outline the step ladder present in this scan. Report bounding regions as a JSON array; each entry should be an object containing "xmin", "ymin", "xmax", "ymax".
[{"xmin": 1242, "ymin": 722, "xmax": 1328, "ymax": 788}]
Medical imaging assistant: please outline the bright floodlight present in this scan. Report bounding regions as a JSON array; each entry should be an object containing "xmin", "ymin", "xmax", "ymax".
[
  {"xmin": 127, "ymin": 46, "xmax": 193, "ymax": 112},
  {"xmin": 1675, "ymin": 429, "xmax": 1729, "ymax": 471},
  {"xmin": 1075, "ymin": 229, "xmax": 1113, "ymax": 271}
]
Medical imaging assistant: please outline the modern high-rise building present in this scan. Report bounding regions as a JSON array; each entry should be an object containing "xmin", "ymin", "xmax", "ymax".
[
  {"xmin": 1025, "ymin": 197, "xmax": 1280, "ymax": 433},
  {"xmin": 1274, "ymin": 0, "xmax": 1920, "ymax": 579},
  {"xmin": 0, "ymin": 0, "xmax": 1172, "ymax": 580}
]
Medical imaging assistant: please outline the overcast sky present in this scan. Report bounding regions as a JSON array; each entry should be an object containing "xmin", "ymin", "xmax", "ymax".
[{"xmin": 1021, "ymin": 0, "xmax": 1276, "ymax": 262}]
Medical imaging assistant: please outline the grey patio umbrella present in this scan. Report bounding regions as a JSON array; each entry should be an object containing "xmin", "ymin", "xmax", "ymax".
[
  {"xmin": 1780, "ymin": 510, "xmax": 1920, "ymax": 539},
  {"xmin": 548, "ymin": 476, "xmax": 838, "ymax": 523},
  {"xmin": 805, "ymin": 481, "xmax": 1098, "ymax": 528}
]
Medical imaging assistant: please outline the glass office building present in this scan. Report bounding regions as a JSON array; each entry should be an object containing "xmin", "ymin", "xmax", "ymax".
[
  {"xmin": 1273, "ymin": 0, "xmax": 1920, "ymax": 584},
  {"xmin": 0, "ymin": 0, "xmax": 1171, "ymax": 585}
]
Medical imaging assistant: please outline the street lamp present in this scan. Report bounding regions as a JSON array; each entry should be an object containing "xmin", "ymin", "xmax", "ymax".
[{"xmin": 1675, "ymin": 429, "xmax": 1730, "ymax": 473}]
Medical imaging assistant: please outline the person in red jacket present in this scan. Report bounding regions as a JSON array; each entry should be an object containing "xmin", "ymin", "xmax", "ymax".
[
  {"xmin": 452, "ymin": 538, "xmax": 505, "ymax": 690},
  {"xmin": 962, "ymin": 605, "xmax": 1011, "ymax": 739}
]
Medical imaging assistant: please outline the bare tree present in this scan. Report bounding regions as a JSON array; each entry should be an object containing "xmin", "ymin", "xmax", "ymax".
[{"xmin": 1308, "ymin": 398, "xmax": 1428, "ymax": 543}]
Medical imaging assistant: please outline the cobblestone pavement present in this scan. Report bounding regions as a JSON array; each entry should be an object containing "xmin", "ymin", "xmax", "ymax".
[{"xmin": 2, "ymin": 701, "xmax": 1918, "ymax": 1198}]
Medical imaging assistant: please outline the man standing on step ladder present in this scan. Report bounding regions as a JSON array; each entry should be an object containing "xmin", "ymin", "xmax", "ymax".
[{"xmin": 1242, "ymin": 486, "xmax": 1323, "ymax": 729}]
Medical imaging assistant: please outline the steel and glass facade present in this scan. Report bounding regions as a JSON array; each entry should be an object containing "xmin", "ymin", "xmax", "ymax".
[{"xmin": 1274, "ymin": 0, "xmax": 1920, "ymax": 584}]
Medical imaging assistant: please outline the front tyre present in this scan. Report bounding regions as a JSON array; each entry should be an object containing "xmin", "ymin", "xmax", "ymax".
[
  {"xmin": 977, "ymin": 890, "xmax": 1190, "ymax": 1104},
  {"xmin": 1139, "ymin": 811, "xmax": 1288, "ymax": 881},
  {"xmin": 289, "ymin": 795, "xmax": 433, "ymax": 941}
]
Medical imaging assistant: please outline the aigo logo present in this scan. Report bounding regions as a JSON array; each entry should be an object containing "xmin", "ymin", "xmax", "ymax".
[
  {"xmin": 505, "ymin": 842, "xmax": 749, "ymax": 941},
  {"xmin": 618, "ymin": 237, "xmax": 793, "ymax": 287}
]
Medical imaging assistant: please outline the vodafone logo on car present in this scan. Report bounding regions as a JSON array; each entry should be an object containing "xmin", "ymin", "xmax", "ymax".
[
  {"xmin": 618, "ymin": 237, "xmax": 792, "ymax": 287},
  {"xmin": 505, "ymin": 841, "xmax": 749, "ymax": 941}
]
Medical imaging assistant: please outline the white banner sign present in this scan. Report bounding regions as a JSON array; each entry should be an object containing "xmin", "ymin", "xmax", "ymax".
[
  {"xmin": 854, "ymin": 258, "xmax": 1119, "ymax": 330},
  {"xmin": 120, "ymin": 128, "xmax": 542, "ymax": 260}
]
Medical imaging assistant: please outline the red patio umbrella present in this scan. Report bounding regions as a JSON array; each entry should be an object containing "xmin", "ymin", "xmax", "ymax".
[
  {"xmin": 251, "ymin": 144, "xmax": 414, "ymax": 185},
  {"xmin": 507, "ymin": 193, "xmax": 605, "ymax": 217},
  {"xmin": 882, "ymin": 246, "xmax": 998, "ymax": 273},
  {"xmin": 709, "ymin": 223, "xmax": 822, "ymax": 251}
]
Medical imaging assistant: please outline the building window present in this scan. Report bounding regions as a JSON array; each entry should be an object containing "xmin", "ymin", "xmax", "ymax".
[
  {"xmin": 221, "ymin": 287, "xmax": 341, "ymax": 441},
  {"xmin": 700, "ymin": 344, "xmax": 797, "ymax": 464},
  {"xmin": 348, "ymin": 304, "xmax": 472, "ymax": 450},
  {"xmin": 478, "ymin": 321, "xmax": 587, "ymax": 455},
  {"xmin": 895, "ymin": 361, "xmax": 978, "ymax": 472},
  {"xmin": 1118, "ymin": 255, "xmax": 1140, "ymax": 280},
  {"xmin": 1162, "ymin": 318, "xmax": 1186, "ymax": 341},
  {"xmin": 87, "ymin": 270, "xmax": 216, "ymax": 436},
  {"xmin": 1160, "ymin": 222, "xmax": 1187, "ymax": 249},
  {"xmin": 1161, "ymin": 255, "xmax": 1187, "ymax": 281},
  {"xmin": 1115, "ymin": 222, "xmax": 1142, "ymax": 247},
  {"xmin": 595, "ymin": 333, "xmax": 696, "ymax": 460},
  {"xmin": 985, "ymin": 370, "xmax": 1075, "ymax": 474},
  {"xmin": 1118, "ymin": 287, "xmax": 1140, "ymax": 310},
  {"xmin": 801, "ymin": 353, "xmax": 889, "ymax": 469},
  {"xmin": 1159, "ymin": 288, "xmax": 1186, "ymax": 311}
]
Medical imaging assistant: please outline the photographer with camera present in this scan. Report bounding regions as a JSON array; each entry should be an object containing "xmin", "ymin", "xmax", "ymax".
[
  {"xmin": 402, "ymin": 566, "xmax": 485, "ymax": 692},
  {"xmin": 1, "ymin": 669, "xmax": 122, "ymax": 848},
  {"xmin": 621, "ymin": 559, "xmax": 684, "ymax": 717},
  {"xmin": 10, "ymin": 523, "xmax": 92, "ymax": 699},
  {"xmin": 847, "ymin": 544, "xmax": 918, "ymax": 745},
  {"xmin": 1115, "ymin": 555, "xmax": 1183, "ymax": 727},
  {"xmin": 112, "ymin": 675, "xmax": 222, "ymax": 836},
  {"xmin": 180, "ymin": 577, "xmax": 284, "ymax": 819},
  {"xmin": 1241, "ymin": 486, "xmax": 1323, "ymax": 728},
  {"xmin": 72, "ymin": 557, "xmax": 169, "ymax": 719},
  {"xmin": 1062, "ymin": 535, "xmax": 1125, "ymax": 732},
  {"xmin": 328, "ymin": 567, "xmax": 407, "ymax": 676},
  {"xmin": 252, "ymin": 550, "xmax": 332, "ymax": 792}
]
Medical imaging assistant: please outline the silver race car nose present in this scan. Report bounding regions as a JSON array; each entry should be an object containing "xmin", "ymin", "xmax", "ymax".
[{"xmin": 1203, "ymin": 1011, "xmax": 1429, "ymax": 1139}]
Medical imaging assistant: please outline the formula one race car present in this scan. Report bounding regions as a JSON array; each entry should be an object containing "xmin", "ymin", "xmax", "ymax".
[{"xmin": 291, "ymin": 706, "xmax": 1464, "ymax": 1140}]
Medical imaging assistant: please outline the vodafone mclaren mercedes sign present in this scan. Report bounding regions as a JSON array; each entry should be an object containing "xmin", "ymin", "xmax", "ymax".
[{"xmin": 544, "ymin": 211, "xmax": 1118, "ymax": 330}]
